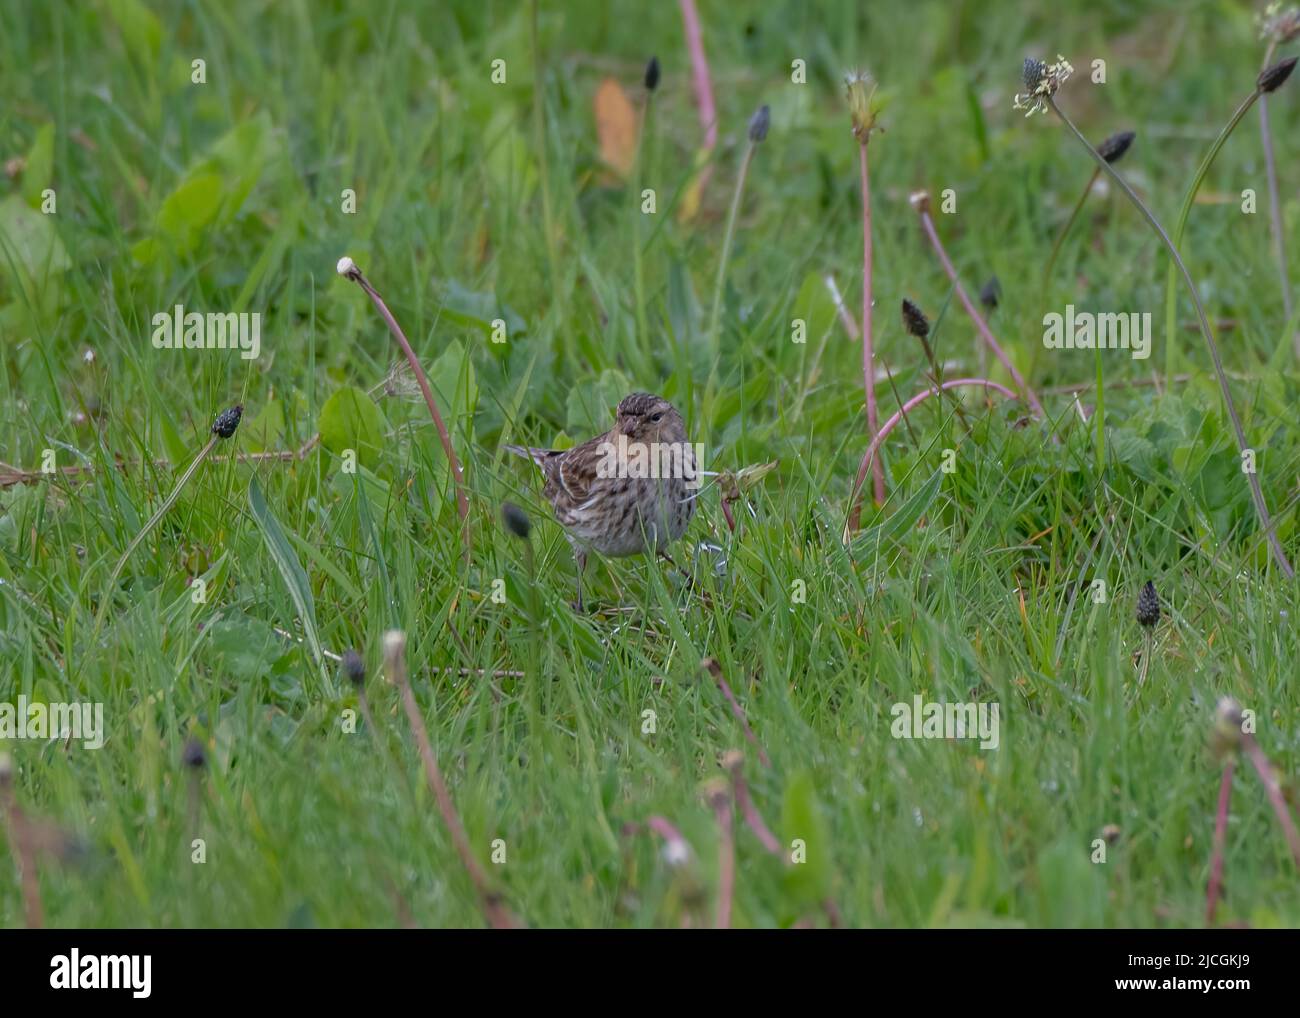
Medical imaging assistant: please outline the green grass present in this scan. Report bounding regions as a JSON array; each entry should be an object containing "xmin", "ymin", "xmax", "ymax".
[{"xmin": 1, "ymin": 0, "xmax": 1299, "ymax": 928}]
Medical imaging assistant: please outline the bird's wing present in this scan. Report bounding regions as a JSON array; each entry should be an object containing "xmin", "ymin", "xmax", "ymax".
[{"xmin": 554, "ymin": 432, "xmax": 619, "ymax": 507}]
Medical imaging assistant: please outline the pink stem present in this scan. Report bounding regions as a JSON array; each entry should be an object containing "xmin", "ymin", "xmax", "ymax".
[
  {"xmin": 705, "ymin": 659, "xmax": 770, "ymax": 766},
  {"xmin": 389, "ymin": 638, "xmax": 515, "ymax": 928},
  {"xmin": 345, "ymin": 266, "xmax": 471, "ymax": 558},
  {"xmin": 678, "ymin": 0, "xmax": 717, "ymax": 193},
  {"xmin": 917, "ymin": 208, "xmax": 1044, "ymax": 416},
  {"xmin": 711, "ymin": 793, "xmax": 735, "ymax": 929},
  {"xmin": 1244, "ymin": 736, "xmax": 1300, "ymax": 869},
  {"xmin": 0, "ymin": 797, "xmax": 43, "ymax": 928},
  {"xmin": 646, "ymin": 815, "xmax": 688, "ymax": 847},
  {"xmin": 846, "ymin": 378, "xmax": 1018, "ymax": 536},
  {"xmin": 720, "ymin": 496, "xmax": 736, "ymax": 533},
  {"xmin": 859, "ymin": 143, "xmax": 883, "ymax": 507},
  {"xmin": 718, "ymin": 677, "xmax": 769, "ymax": 767},
  {"xmin": 731, "ymin": 770, "xmax": 782, "ymax": 857},
  {"xmin": 1206, "ymin": 759, "xmax": 1234, "ymax": 926}
]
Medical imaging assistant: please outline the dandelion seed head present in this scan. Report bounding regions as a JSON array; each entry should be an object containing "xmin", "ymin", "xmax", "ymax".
[
  {"xmin": 382, "ymin": 361, "xmax": 423, "ymax": 401},
  {"xmin": 1260, "ymin": 2, "xmax": 1300, "ymax": 43},
  {"xmin": 844, "ymin": 69, "xmax": 882, "ymax": 140},
  {"xmin": 662, "ymin": 838, "xmax": 691, "ymax": 867},
  {"xmin": 1212, "ymin": 696, "xmax": 1246, "ymax": 757}
]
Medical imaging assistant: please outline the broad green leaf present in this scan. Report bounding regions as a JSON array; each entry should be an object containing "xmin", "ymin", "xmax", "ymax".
[
  {"xmin": 247, "ymin": 477, "xmax": 331, "ymax": 693},
  {"xmin": 130, "ymin": 236, "xmax": 160, "ymax": 264},
  {"xmin": 419, "ymin": 341, "xmax": 477, "ymax": 495},
  {"xmin": 156, "ymin": 403, "xmax": 190, "ymax": 464},
  {"xmin": 201, "ymin": 113, "xmax": 273, "ymax": 220},
  {"xmin": 0, "ymin": 193, "xmax": 70, "ymax": 307},
  {"xmin": 436, "ymin": 279, "xmax": 526, "ymax": 338},
  {"xmin": 483, "ymin": 105, "xmax": 535, "ymax": 200},
  {"xmin": 1108, "ymin": 428, "xmax": 1158, "ymax": 483},
  {"xmin": 318, "ymin": 385, "xmax": 387, "ymax": 470},
  {"xmin": 242, "ymin": 398, "xmax": 285, "ymax": 453},
  {"xmin": 102, "ymin": 0, "xmax": 162, "ymax": 65},
  {"xmin": 203, "ymin": 615, "xmax": 284, "ymax": 684},
  {"xmin": 792, "ymin": 271, "xmax": 837, "ymax": 350},
  {"xmin": 156, "ymin": 172, "xmax": 223, "ymax": 253},
  {"xmin": 428, "ymin": 340, "xmax": 478, "ymax": 426},
  {"xmin": 136, "ymin": 114, "xmax": 275, "ymax": 265},
  {"xmin": 22, "ymin": 124, "xmax": 54, "ymax": 209},
  {"xmin": 1036, "ymin": 836, "xmax": 1104, "ymax": 927},
  {"xmin": 781, "ymin": 770, "xmax": 832, "ymax": 905}
]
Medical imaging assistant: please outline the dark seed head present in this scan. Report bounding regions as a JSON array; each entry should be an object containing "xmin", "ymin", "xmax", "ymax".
[
  {"xmin": 1136, "ymin": 580, "xmax": 1160, "ymax": 628},
  {"xmin": 1097, "ymin": 130, "xmax": 1136, "ymax": 164},
  {"xmin": 901, "ymin": 298, "xmax": 930, "ymax": 340},
  {"xmin": 979, "ymin": 276, "xmax": 1001, "ymax": 311},
  {"xmin": 182, "ymin": 737, "xmax": 206, "ymax": 770},
  {"xmin": 501, "ymin": 501, "xmax": 532, "ymax": 540},
  {"xmin": 1258, "ymin": 56, "xmax": 1298, "ymax": 94},
  {"xmin": 341, "ymin": 648, "xmax": 366, "ymax": 687},
  {"xmin": 1022, "ymin": 58, "xmax": 1046, "ymax": 91},
  {"xmin": 211, "ymin": 404, "xmax": 243, "ymax": 439},
  {"xmin": 748, "ymin": 104, "xmax": 771, "ymax": 143},
  {"xmin": 644, "ymin": 56, "xmax": 660, "ymax": 92}
]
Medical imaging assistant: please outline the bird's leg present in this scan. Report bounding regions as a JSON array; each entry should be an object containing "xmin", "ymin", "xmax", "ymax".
[
  {"xmin": 573, "ymin": 547, "xmax": 587, "ymax": 613},
  {"xmin": 657, "ymin": 549, "xmax": 698, "ymax": 591}
]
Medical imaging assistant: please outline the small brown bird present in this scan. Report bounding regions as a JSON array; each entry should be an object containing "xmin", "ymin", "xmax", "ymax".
[{"xmin": 504, "ymin": 393, "xmax": 698, "ymax": 610}]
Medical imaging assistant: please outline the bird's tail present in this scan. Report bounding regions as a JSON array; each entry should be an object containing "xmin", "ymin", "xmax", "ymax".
[{"xmin": 503, "ymin": 444, "xmax": 552, "ymax": 468}]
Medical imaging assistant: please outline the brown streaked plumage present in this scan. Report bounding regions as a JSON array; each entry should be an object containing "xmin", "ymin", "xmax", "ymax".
[{"xmin": 504, "ymin": 393, "xmax": 697, "ymax": 610}]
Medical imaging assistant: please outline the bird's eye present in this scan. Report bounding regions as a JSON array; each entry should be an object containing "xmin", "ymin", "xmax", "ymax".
[{"xmin": 650, "ymin": 412, "xmax": 663, "ymax": 423}]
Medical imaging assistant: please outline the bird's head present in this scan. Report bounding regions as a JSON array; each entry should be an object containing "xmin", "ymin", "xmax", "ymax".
[{"xmin": 614, "ymin": 392, "xmax": 686, "ymax": 443}]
